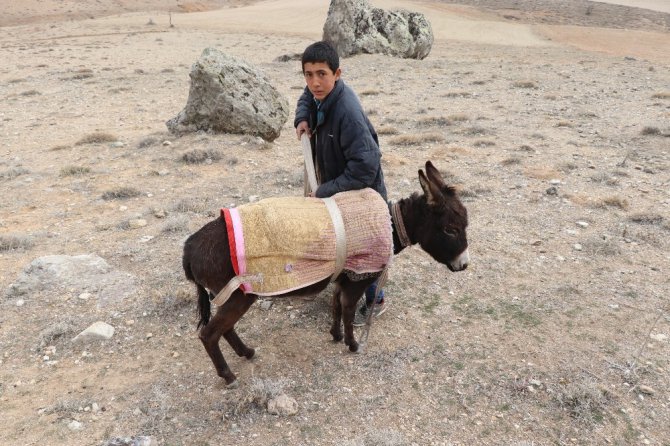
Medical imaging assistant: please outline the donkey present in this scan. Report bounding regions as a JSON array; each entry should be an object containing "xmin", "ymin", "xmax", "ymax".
[{"xmin": 182, "ymin": 161, "xmax": 469, "ymax": 385}]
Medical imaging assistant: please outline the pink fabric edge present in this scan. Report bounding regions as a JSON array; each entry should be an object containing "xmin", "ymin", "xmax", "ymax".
[{"xmin": 229, "ymin": 208, "xmax": 251, "ymax": 293}]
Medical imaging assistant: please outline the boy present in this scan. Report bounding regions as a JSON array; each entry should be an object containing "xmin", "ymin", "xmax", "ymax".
[{"xmin": 294, "ymin": 41, "xmax": 388, "ymax": 326}]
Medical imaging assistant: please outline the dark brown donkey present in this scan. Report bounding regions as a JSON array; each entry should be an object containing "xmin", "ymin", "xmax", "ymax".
[{"xmin": 182, "ymin": 161, "xmax": 469, "ymax": 385}]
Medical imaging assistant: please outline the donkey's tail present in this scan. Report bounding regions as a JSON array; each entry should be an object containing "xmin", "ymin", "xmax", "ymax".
[
  {"xmin": 196, "ymin": 283, "xmax": 212, "ymax": 329},
  {"xmin": 183, "ymin": 258, "xmax": 212, "ymax": 329}
]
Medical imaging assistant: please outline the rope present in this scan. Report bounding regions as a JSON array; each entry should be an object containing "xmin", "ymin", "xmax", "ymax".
[{"xmin": 211, "ymin": 274, "xmax": 263, "ymax": 306}]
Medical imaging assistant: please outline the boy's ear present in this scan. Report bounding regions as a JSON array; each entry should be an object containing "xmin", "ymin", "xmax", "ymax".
[{"xmin": 334, "ymin": 67, "xmax": 341, "ymax": 80}]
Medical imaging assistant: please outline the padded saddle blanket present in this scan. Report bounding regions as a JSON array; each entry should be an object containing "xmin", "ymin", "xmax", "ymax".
[{"xmin": 221, "ymin": 188, "xmax": 392, "ymax": 297}]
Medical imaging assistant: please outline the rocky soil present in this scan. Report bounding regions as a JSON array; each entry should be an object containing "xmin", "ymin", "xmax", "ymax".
[{"xmin": 1, "ymin": 1, "xmax": 669, "ymax": 445}]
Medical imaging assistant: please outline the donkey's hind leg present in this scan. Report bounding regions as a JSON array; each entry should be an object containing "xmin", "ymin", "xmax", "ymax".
[
  {"xmin": 199, "ymin": 290, "xmax": 256, "ymax": 384},
  {"xmin": 330, "ymin": 284, "xmax": 343, "ymax": 342}
]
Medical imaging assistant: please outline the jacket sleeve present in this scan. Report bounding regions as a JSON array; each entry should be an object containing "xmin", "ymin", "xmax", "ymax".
[
  {"xmin": 294, "ymin": 87, "xmax": 313, "ymax": 128},
  {"xmin": 315, "ymin": 114, "xmax": 381, "ymax": 198}
]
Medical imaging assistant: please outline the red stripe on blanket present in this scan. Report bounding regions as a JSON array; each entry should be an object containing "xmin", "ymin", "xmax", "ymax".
[{"xmin": 221, "ymin": 208, "xmax": 240, "ymax": 277}]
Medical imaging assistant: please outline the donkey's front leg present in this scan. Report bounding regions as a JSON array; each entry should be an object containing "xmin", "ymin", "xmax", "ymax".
[{"xmin": 330, "ymin": 285, "xmax": 343, "ymax": 342}]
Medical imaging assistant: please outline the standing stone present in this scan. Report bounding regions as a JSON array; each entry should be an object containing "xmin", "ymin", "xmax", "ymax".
[
  {"xmin": 323, "ymin": 0, "xmax": 433, "ymax": 59},
  {"xmin": 166, "ymin": 48, "xmax": 289, "ymax": 141}
]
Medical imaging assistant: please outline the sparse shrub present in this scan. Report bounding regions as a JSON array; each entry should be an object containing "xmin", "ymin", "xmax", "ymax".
[
  {"xmin": 60, "ymin": 165, "xmax": 91, "ymax": 177},
  {"xmin": 76, "ymin": 132, "xmax": 118, "ymax": 145},
  {"xmin": 49, "ymin": 144, "xmax": 70, "ymax": 151},
  {"xmin": 20, "ymin": 90, "xmax": 40, "ymax": 96},
  {"xmin": 37, "ymin": 320, "xmax": 75, "ymax": 349},
  {"xmin": 171, "ymin": 198, "xmax": 208, "ymax": 214},
  {"xmin": 629, "ymin": 213, "xmax": 664, "ymax": 226},
  {"xmin": 556, "ymin": 121, "xmax": 573, "ymax": 127},
  {"xmin": 513, "ymin": 81, "xmax": 538, "ymax": 89},
  {"xmin": 651, "ymin": 91, "xmax": 670, "ymax": 99},
  {"xmin": 448, "ymin": 113, "xmax": 469, "ymax": 122},
  {"xmin": 444, "ymin": 91, "xmax": 472, "ymax": 98},
  {"xmin": 501, "ymin": 156, "xmax": 522, "ymax": 166},
  {"xmin": 462, "ymin": 126, "xmax": 488, "ymax": 136},
  {"xmin": 0, "ymin": 234, "xmax": 34, "ymax": 251},
  {"xmin": 137, "ymin": 136, "xmax": 158, "ymax": 148},
  {"xmin": 640, "ymin": 126, "xmax": 660, "ymax": 136},
  {"xmin": 581, "ymin": 236, "xmax": 621, "ymax": 256},
  {"xmin": 417, "ymin": 116, "xmax": 452, "ymax": 127},
  {"xmin": 359, "ymin": 89, "xmax": 380, "ymax": 96},
  {"xmin": 389, "ymin": 133, "xmax": 444, "ymax": 146},
  {"xmin": 161, "ymin": 215, "xmax": 189, "ymax": 233},
  {"xmin": 181, "ymin": 148, "xmax": 223, "ymax": 164},
  {"xmin": 473, "ymin": 139, "xmax": 495, "ymax": 147},
  {"xmin": 234, "ymin": 377, "xmax": 287, "ymax": 416},
  {"xmin": 0, "ymin": 166, "xmax": 29, "ymax": 180},
  {"xmin": 553, "ymin": 380, "xmax": 612, "ymax": 425},
  {"xmin": 377, "ymin": 125, "xmax": 399, "ymax": 135},
  {"xmin": 600, "ymin": 195, "xmax": 629, "ymax": 210},
  {"xmin": 101, "ymin": 187, "xmax": 142, "ymax": 200}
]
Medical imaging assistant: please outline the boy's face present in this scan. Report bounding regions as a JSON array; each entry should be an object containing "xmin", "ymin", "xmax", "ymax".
[{"xmin": 303, "ymin": 62, "xmax": 341, "ymax": 101}]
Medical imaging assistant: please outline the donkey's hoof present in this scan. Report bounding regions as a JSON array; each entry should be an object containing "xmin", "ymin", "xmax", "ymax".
[
  {"xmin": 348, "ymin": 341, "xmax": 359, "ymax": 353},
  {"xmin": 225, "ymin": 379, "xmax": 240, "ymax": 389},
  {"xmin": 331, "ymin": 332, "xmax": 343, "ymax": 342},
  {"xmin": 244, "ymin": 348, "xmax": 255, "ymax": 360}
]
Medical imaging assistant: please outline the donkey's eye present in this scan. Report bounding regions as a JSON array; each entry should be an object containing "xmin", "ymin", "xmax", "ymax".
[{"xmin": 444, "ymin": 228, "xmax": 458, "ymax": 237}]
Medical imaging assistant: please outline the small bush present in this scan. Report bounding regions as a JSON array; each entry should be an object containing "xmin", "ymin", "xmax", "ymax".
[
  {"xmin": 137, "ymin": 137, "xmax": 158, "ymax": 148},
  {"xmin": 101, "ymin": 187, "xmax": 142, "ymax": 200},
  {"xmin": 181, "ymin": 148, "xmax": 222, "ymax": 164},
  {"xmin": 389, "ymin": 133, "xmax": 444, "ymax": 146},
  {"xmin": 553, "ymin": 380, "xmax": 612, "ymax": 425},
  {"xmin": 76, "ymin": 132, "xmax": 118, "ymax": 145},
  {"xmin": 473, "ymin": 139, "xmax": 495, "ymax": 147},
  {"xmin": 20, "ymin": 90, "xmax": 41, "ymax": 96},
  {"xmin": 651, "ymin": 91, "xmax": 670, "ymax": 99},
  {"xmin": 417, "ymin": 116, "xmax": 452, "ymax": 127},
  {"xmin": 377, "ymin": 125, "xmax": 399, "ymax": 135},
  {"xmin": 501, "ymin": 156, "xmax": 522, "ymax": 166},
  {"xmin": 161, "ymin": 215, "xmax": 190, "ymax": 233},
  {"xmin": 0, "ymin": 234, "xmax": 34, "ymax": 251},
  {"xmin": 60, "ymin": 165, "xmax": 91, "ymax": 177},
  {"xmin": 629, "ymin": 213, "xmax": 664, "ymax": 226},
  {"xmin": 513, "ymin": 80, "xmax": 538, "ymax": 89},
  {"xmin": 0, "ymin": 167, "xmax": 29, "ymax": 180},
  {"xmin": 640, "ymin": 126, "xmax": 660, "ymax": 136},
  {"xmin": 444, "ymin": 91, "xmax": 472, "ymax": 98}
]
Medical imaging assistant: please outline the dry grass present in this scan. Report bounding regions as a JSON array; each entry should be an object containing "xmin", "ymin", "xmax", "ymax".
[
  {"xmin": 101, "ymin": 186, "xmax": 142, "ymax": 200},
  {"xmin": 640, "ymin": 126, "xmax": 661, "ymax": 136},
  {"xmin": 376, "ymin": 125, "xmax": 399, "ymax": 135},
  {"xmin": 75, "ymin": 132, "xmax": 118, "ymax": 145},
  {"xmin": 513, "ymin": 80, "xmax": 538, "ymax": 89},
  {"xmin": 0, "ymin": 234, "xmax": 34, "ymax": 251},
  {"xmin": 524, "ymin": 166, "xmax": 562, "ymax": 180},
  {"xmin": 388, "ymin": 132, "xmax": 445, "ymax": 146},
  {"xmin": 0, "ymin": 166, "xmax": 29, "ymax": 180},
  {"xmin": 60, "ymin": 165, "xmax": 91, "ymax": 177},
  {"xmin": 651, "ymin": 91, "xmax": 670, "ymax": 99},
  {"xmin": 180, "ymin": 148, "xmax": 223, "ymax": 164}
]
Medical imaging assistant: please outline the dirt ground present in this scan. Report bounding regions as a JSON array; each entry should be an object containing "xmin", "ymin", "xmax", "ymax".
[{"xmin": 1, "ymin": 0, "xmax": 669, "ymax": 445}]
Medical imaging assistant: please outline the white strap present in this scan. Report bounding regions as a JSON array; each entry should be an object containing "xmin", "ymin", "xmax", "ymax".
[
  {"xmin": 301, "ymin": 134, "xmax": 318, "ymax": 194},
  {"xmin": 211, "ymin": 274, "xmax": 263, "ymax": 306},
  {"xmin": 323, "ymin": 197, "xmax": 347, "ymax": 282}
]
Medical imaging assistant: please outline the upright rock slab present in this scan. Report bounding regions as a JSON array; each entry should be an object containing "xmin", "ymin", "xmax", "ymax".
[
  {"xmin": 323, "ymin": 0, "xmax": 433, "ymax": 59},
  {"xmin": 166, "ymin": 48, "xmax": 289, "ymax": 141}
]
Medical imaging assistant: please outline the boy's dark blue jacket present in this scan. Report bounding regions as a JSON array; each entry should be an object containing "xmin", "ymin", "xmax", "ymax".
[{"xmin": 294, "ymin": 80, "xmax": 387, "ymax": 200}]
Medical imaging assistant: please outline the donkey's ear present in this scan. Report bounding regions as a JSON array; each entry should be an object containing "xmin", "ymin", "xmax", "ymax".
[
  {"xmin": 419, "ymin": 168, "xmax": 442, "ymax": 206},
  {"xmin": 425, "ymin": 161, "xmax": 446, "ymax": 189}
]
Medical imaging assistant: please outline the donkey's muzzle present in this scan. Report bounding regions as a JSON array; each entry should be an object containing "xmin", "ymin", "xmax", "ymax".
[{"xmin": 448, "ymin": 248, "xmax": 469, "ymax": 272}]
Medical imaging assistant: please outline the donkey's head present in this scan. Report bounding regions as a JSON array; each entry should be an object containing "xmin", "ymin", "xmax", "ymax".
[{"xmin": 416, "ymin": 161, "xmax": 469, "ymax": 272}]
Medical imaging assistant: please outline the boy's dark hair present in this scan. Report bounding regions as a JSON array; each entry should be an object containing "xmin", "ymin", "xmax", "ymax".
[{"xmin": 301, "ymin": 41, "xmax": 339, "ymax": 73}]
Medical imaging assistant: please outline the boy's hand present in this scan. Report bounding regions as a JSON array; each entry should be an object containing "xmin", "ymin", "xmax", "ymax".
[{"xmin": 296, "ymin": 121, "xmax": 310, "ymax": 140}]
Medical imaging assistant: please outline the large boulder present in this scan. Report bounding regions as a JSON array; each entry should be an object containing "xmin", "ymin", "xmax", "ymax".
[
  {"xmin": 166, "ymin": 48, "xmax": 289, "ymax": 142},
  {"xmin": 323, "ymin": 0, "xmax": 433, "ymax": 59},
  {"xmin": 5, "ymin": 254, "xmax": 136, "ymax": 307}
]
